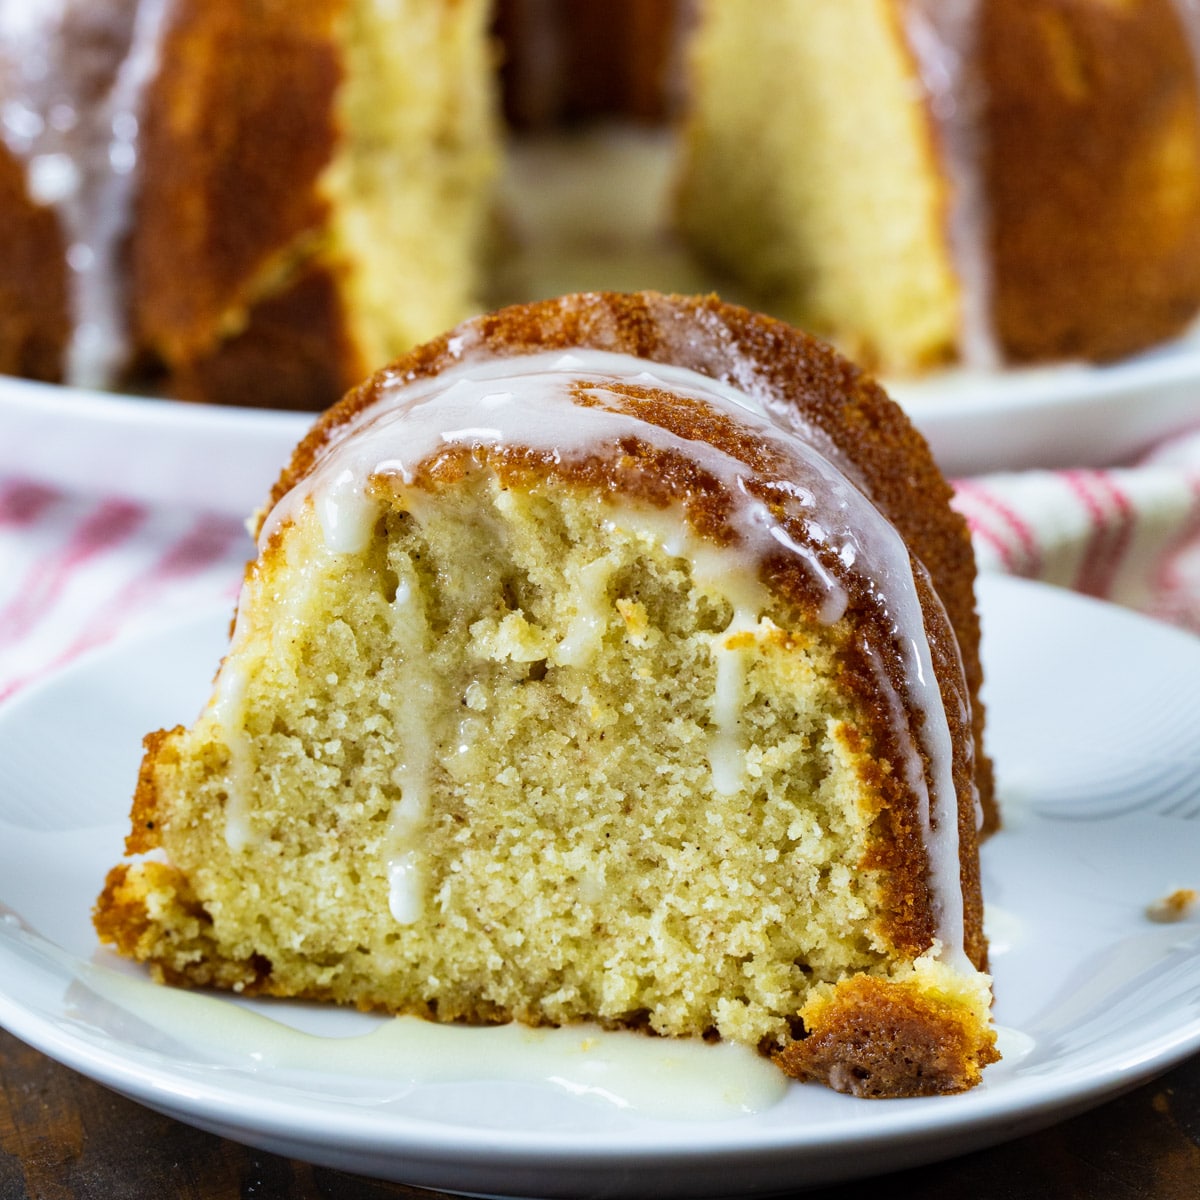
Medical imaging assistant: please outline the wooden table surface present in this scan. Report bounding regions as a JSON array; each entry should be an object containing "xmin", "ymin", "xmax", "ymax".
[{"xmin": 1, "ymin": 1028, "xmax": 1197, "ymax": 1200}]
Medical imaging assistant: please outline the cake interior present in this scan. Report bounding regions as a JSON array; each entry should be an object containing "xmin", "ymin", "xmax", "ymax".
[
  {"xmin": 677, "ymin": 0, "xmax": 962, "ymax": 372},
  {"xmin": 320, "ymin": 0, "xmax": 498, "ymax": 369},
  {"xmin": 100, "ymin": 464, "xmax": 971, "ymax": 1053}
]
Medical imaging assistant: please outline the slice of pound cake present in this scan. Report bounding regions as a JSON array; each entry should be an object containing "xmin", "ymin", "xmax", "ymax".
[{"xmin": 94, "ymin": 292, "xmax": 999, "ymax": 1098}]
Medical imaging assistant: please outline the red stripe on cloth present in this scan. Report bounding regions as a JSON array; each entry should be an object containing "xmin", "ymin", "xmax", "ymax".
[
  {"xmin": 0, "ymin": 498, "xmax": 144, "ymax": 648},
  {"xmin": 0, "ymin": 480, "xmax": 59, "ymax": 528},
  {"xmin": 1087, "ymin": 471, "xmax": 1137, "ymax": 597},
  {"xmin": 951, "ymin": 479, "xmax": 1043, "ymax": 575},
  {"xmin": 1147, "ymin": 474, "xmax": 1200, "ymax": 629},
  {"xmin": 74, "ymin": 516, "xmax": 245, "ymax": 648},
  {"xmin": 0, "ymin": 515, "xmax": 245, "ymax": 703},
  {"xmin": 952, "ymin": 503, "xmax": 1019, "ymax": 572},
  {"xmin": 1062, "ymin": 470, "xmax": 1133, "ymax": 598}
]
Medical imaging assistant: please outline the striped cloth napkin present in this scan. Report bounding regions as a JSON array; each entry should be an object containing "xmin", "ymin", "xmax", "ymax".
[
  {"xmin": 2, "ymin": 427, "xmax": 1200, "ymax": 703},
  {"xmin": 951, "ymin": 425, "xmax": 1200, "ymax": 630},
  {"xmin": 0, "ymin": 481, "xmax": 250, "ymax": 705}
]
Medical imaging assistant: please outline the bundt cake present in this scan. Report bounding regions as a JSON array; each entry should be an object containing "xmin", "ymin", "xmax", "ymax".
[
  {"xmin": 0, "ymin": 0, "xmax": 498, "ymax": 409},
  {"xmin": 94, "ymin": 291, "xmax": 999, "ymax": 1098},
  {"xmin": 677, "ymin": 0, "xmax": 1200, "ymax": 374},
  {"xmin": 4, "ymin": 0, "xmax": 1199, "ymax": 408}
]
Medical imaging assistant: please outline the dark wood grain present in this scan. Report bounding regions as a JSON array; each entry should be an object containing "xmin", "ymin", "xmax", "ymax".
[{"xmin": 2, "ymin": 1027, "xmax": 1197, "ymax": 1199}]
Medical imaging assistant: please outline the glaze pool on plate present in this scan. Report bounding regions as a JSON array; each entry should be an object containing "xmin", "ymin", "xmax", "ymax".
[{"xmin": 0, "ymin": 576, "xmax": 1198, "ymax": 1196}]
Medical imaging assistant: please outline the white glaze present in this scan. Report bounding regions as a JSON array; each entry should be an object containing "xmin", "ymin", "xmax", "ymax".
[
  {"xmin": 58, "ymin": 948, "xmax": 786, "ymax": 1120},
  {"xmin": 214, "ymin": 540, "xmax": 338, "ymax": 852},
  {"xmin": 241, "ymin": 345, "xmax": 975, "ymax": 969},
  {"xmin": 556, "ymin": 555, "xmax": 618, "ymax": 668},
  {"xmin": 858, "ymin": 636, "xmax": 969, "ymax": 975},
  {"xmin": 903, "ymin": 0, "xmax": 1000, "ymax": 369},
  {"xmin": 385, "ymin": 779, "xmax": 428, "ymax": 924},
  {"xmin": 0, "ymin": 0, "xmax": 174, "ymax": 387},
  {"xmin": 599, "ymin": 500, "xmax": 771, "ymax": 793},
  {"xmin": 209, "ymin": 657, "xmax": 254, "ymax": 852},
  {"xmin": 378, "ymin": 530, "xmax": 439, "ymax": 923},
  {"xmin": 706, "ymin": 606, "xmax": 761, "ymax": 797}
]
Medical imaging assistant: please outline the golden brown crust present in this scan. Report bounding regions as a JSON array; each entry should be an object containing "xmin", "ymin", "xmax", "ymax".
[
  {"xmin": 775, "ymin": 974, "xmax": 1001, "ymax": 1097},
  {"xmin": 0, "ymin": 146, "xmax": 69, "ymax": 382},
  {"xmin": 95, "ymin": 864, "xmax": 990, "ymax": 1078},
  {"xmin": 0, "ymin": 0, "xmax": 396, "ymax": 407},
  {"xmin": 125, "ymin": 727, "xmax": 178, "ymax": 855},
  {"xmin": 0, "ymin": 4, "xmax": 139, "ymax": 386},
  {"xmin": 161, "ymin": 259, "xmax": 365, "ymax": 411},
  {"xmin": 984, "ymin": 0, "xmax": 1200, "ymax": 362},
  {"xmin": 131, "ymin": 0, "xmax": 348, "ymax": 402},
  {"xmin": 94, "ymin": 861, "xmax": 272, "ymax": 991},
  {"xmin": 93, "ymin": 864, "xmax": 158, "ymax": 958},
  {"xmin": 268, "ymin": 290, "xmax": 992, "ymax": 969}
]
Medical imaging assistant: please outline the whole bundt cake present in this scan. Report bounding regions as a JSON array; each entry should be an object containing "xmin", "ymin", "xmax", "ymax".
[
  {"xmin": 0, "ymin": 0, "xmax": 498, "ymax": 408},
  {"xmin": 2, "ymin": 0, "xmax": 1199, "ymax": 406},
  {"xmin": 677, "ymin": 0, "xmax": 1200, "ymax": 374},
  {"xmin": 94, "ymin": 291, "xmax": 999, "ymax": 1098}
]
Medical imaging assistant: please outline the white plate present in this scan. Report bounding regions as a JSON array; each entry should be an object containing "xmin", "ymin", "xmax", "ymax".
[
  {"xmin": 1, "ymin": 575, "xmax": 1198, "ymax": 1196},
  {"xmin": 893, "ymin": 320, "xmax": 1200, "ymax": 475},
  {"xmin": 4, "ymin": 324, "xmax": 1200, "ymax": 520},
  {"xmin": 0, "ymin": 372, "xmax": 313, "ymax": 517}
]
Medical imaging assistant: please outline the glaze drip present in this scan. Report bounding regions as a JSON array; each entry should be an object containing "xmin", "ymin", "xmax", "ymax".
[
  {"xmin": 903, "ymin": 0, "xmax": 999, "ymax": 370},
  {"xmin": 0, "ymin": 0, "xmax": 174, "ymax": 387}
]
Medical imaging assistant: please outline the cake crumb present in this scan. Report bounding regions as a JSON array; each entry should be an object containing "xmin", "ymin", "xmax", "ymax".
[{"xmin": 1146, "ymin": 888, "xmax": 1197, "ymax": 923}]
